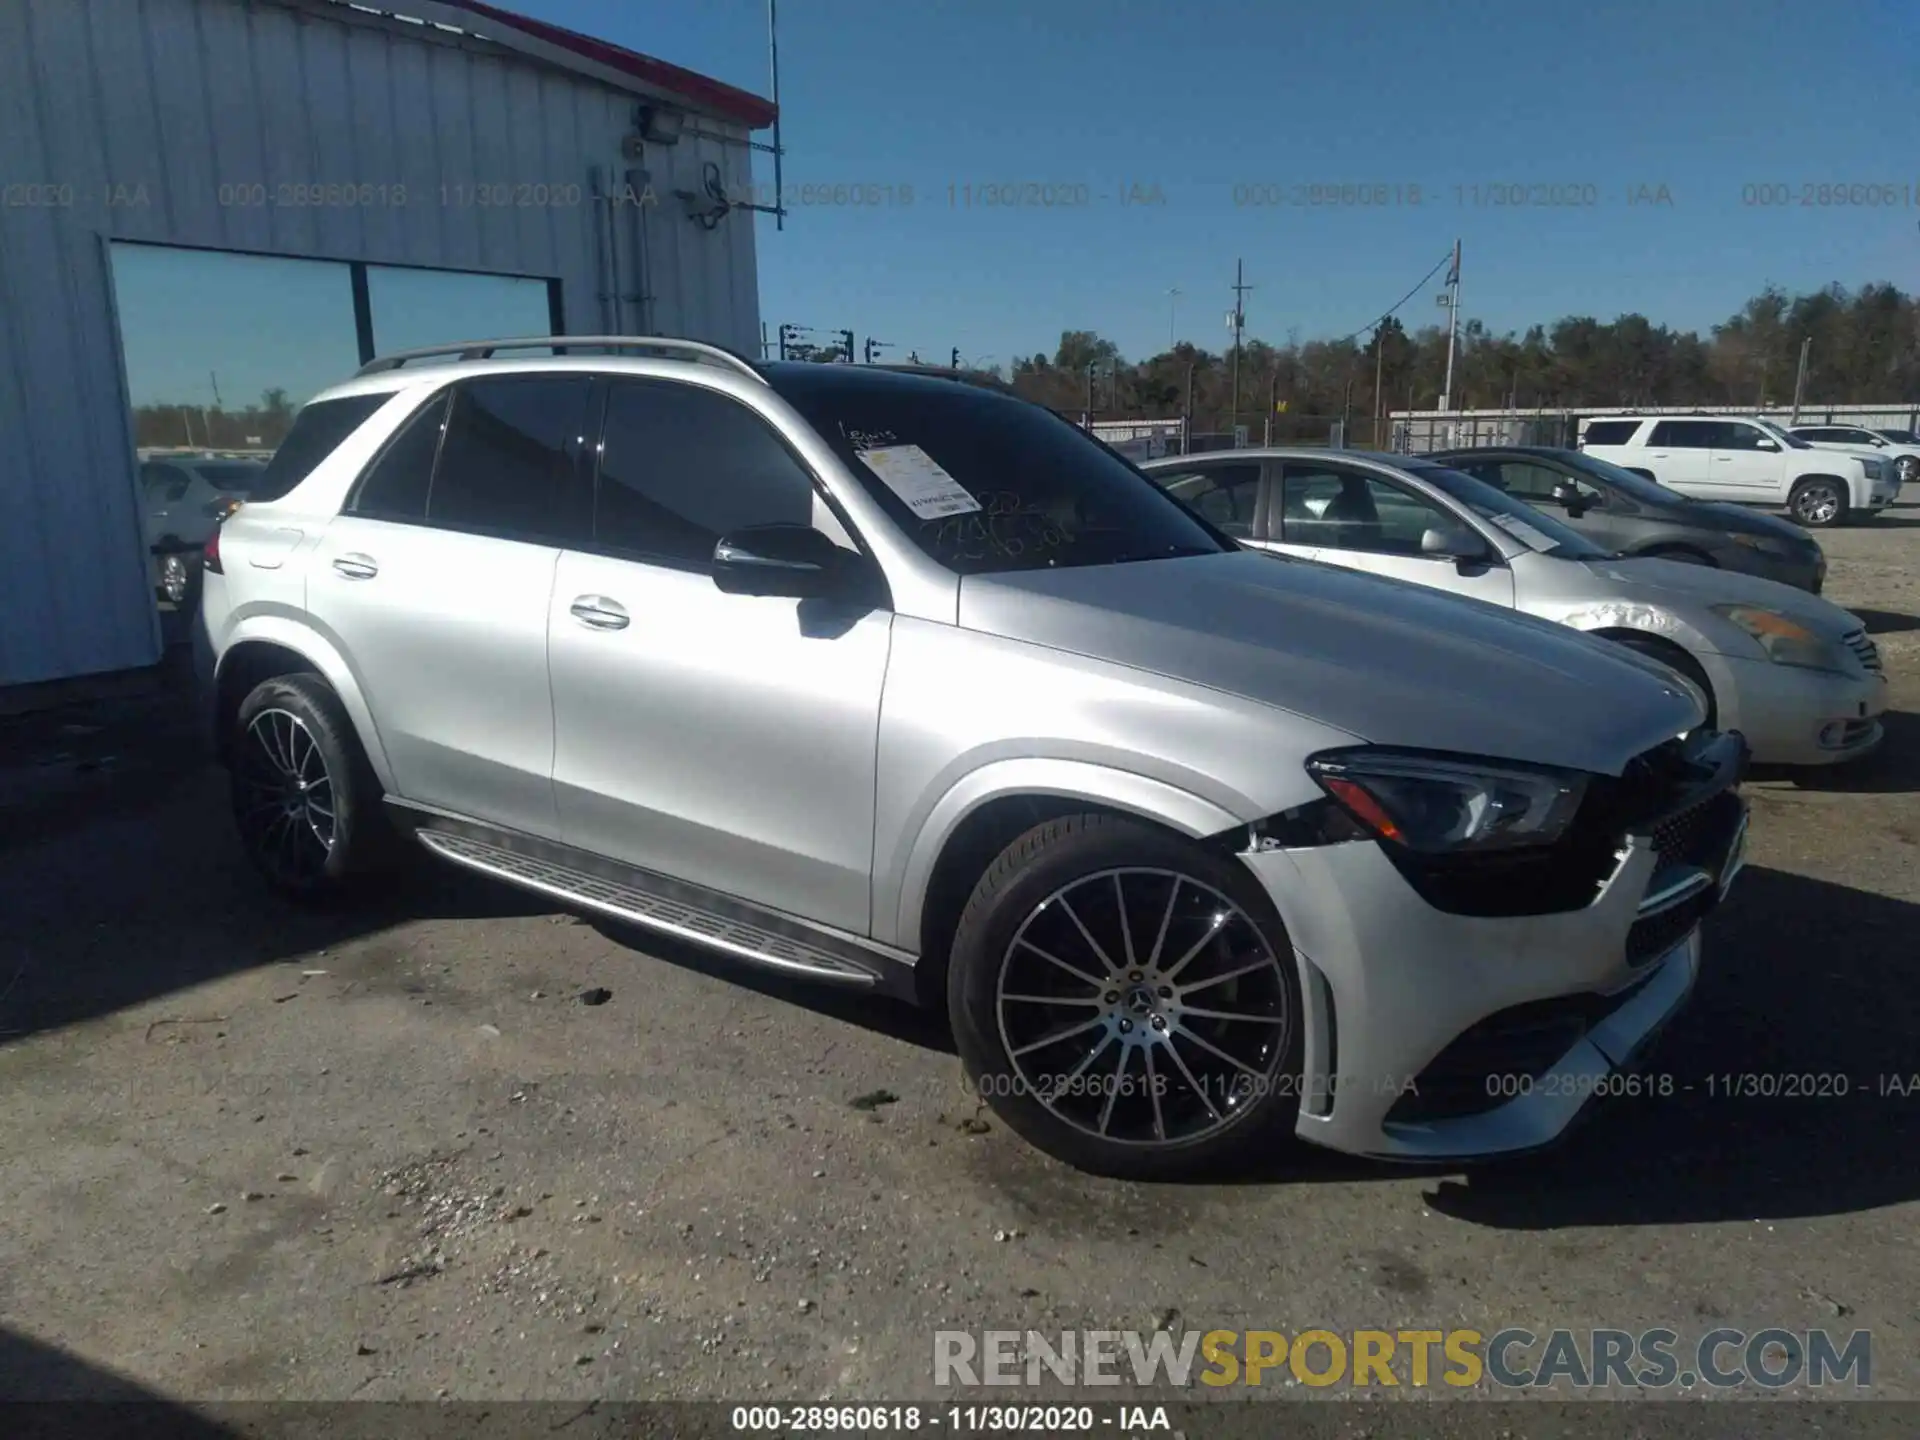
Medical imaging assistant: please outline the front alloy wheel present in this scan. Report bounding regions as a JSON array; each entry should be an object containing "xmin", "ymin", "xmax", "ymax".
[
  {"xmin": 948, "ymin": 814, "xmax": 1304, "ymax": 1178},
  {"xmin": 1789, "ymin": 478, "xmax": 1847, "ymax": 528},
  {"xmin": 996, "ymin": 869, "xmax": 1293, "ymax": 1146}
]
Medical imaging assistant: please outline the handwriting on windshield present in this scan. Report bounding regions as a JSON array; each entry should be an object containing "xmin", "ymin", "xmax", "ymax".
[{"xmin": 933, "ymin": 490, "xmax": 1066, "ymax": 562}]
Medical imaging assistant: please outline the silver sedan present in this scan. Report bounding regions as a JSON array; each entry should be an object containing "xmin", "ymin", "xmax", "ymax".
[{"xmin": 1144, "ymin": 448, "xmax": 1887, "ymax": 766}]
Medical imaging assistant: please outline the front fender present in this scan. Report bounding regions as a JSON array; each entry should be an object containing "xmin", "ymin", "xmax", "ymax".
[
  {"xmin": 879, "ymin": 757, "xmax": 1245, "ymax": 953},
  {"xmin": 216, "ymin": 612, "xmax": 396, "ymax": 792}
]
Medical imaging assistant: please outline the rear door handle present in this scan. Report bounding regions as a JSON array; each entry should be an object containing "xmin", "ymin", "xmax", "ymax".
[
  {"xmin": 570, "ymin": 595, "xmax": 630, "ymax": 630},
  {"xmin": 332, "ymin": 553, "xmax": 378, "ymax": 580}
]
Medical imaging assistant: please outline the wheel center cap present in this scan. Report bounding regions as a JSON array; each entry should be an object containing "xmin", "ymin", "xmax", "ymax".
[{"xmin": 1125, "ymin": 985, "xmax": 1158, "ymax": 1017}]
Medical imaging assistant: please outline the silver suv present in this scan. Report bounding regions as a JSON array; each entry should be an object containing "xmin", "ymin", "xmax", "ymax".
[{"xmin": 195, "ymin": 337, "xmax": 1749, "ymax": 1179}]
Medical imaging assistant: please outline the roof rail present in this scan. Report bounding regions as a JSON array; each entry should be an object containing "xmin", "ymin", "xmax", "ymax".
[{"xmin": 354, "ymin": 335, "xmax": 765, "ymax": 382}]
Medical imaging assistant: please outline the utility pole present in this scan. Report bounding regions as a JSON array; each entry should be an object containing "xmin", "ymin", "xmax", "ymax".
[
  {"xmin": 1438, "ymin": 239, "xmax": 1461, "ymax": 413},
  {"xmin": 1183, "ymin": 362, "xmax": 1195, "ymax": 455},
  {"xmin": 1372, "ymin": 324, "xmax": 1386, "ymax": 447},
  {"xmin": 1166, "ymin": 286, "xmax": 1181, "ymax": 349},
  {"xmin": 1789, "ymin": 337, "xmax": 1812, "ymax": 422},
  {"xmin": 1084, "ymin": 363, "xmax": 1096, "ymax": 429},
  {"xmin": 1229, "ymin": 259, "xmax": 1253, "ymax": 441},
  {"xmin": 761, "ymin": 321, "xmax": 770, "ymax": 360},
  {"xmin": 1264, "ymin": 372, "xmax": 1278, "ymax": 445}
]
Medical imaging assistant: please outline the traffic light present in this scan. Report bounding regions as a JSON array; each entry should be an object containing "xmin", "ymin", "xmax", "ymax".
[
  {"xmin": 951, "ymin": 347, "xmax": 961, "ymax": 368},
  {"xmin": 839, "ymin": 329, "xmax": 855, "ymax": 363},
  {"xmin": 863, "ymin": 337, "xmax": 892, "ymax": 363},
  {"xmin": 777, "ymin": 323, "xmax": 799, "ymax": 360}
]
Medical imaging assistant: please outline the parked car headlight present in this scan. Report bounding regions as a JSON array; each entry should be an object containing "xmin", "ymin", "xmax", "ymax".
[
  {"xmin": 1305, "ymin": 749, "xmax": 1587, "ymax": 853},
  {"xmin": 1712, "ymin": 604, "xmax": 1847, "ymax": 672},
  {"xmin": 1861, "ymin": 458, "xmax": 1885, "ymax": 481}
]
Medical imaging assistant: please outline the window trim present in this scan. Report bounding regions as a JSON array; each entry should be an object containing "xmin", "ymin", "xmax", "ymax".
[{"xmin": 580, "ymin": 373, "xmax": 890, "ymax": 605}]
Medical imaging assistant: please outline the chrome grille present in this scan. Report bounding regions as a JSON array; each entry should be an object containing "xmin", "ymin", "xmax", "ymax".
[{"xmin": 1842, "ymin": 629, "xmax": 1881, "ymax": 673}]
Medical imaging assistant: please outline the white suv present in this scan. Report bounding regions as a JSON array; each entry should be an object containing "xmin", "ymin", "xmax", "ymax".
[
  {"xmin": 1787, "ymin": 423, "xmax": 1920, "ymax": 489},
  {"xmin": 1578, "ymin": 415, "xmax": 1894, "ymax": 528},
  {"xmin": 191, "ymin": 335, "xmax": 1744, "ymax": 1179}
]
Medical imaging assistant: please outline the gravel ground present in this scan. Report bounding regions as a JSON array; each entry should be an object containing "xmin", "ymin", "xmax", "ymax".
[{"xmin": 1, "ymin": 507, "xmax": 1916, "ymax": 1421}]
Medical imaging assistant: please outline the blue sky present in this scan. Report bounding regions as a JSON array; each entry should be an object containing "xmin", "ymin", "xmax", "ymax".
[{"xmin": 520, "ymin": 0, "xmax": 1918, "ymax": 366}]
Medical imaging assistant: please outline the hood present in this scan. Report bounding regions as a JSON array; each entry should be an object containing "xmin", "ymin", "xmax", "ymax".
[
  {"xmin": 1685, "ymin": 502, "xmax": 1816, "ymax": 545},
  {"xmin": 1570, "ymin": 555, "xmax": 1863, "ymax": 637},
  {"xmin": 959, "ymin": 550, "xmax": 1701, "ymax": 777}
]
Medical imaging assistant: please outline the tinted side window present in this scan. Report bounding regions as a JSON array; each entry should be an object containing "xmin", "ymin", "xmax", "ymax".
[
  {"xmin": 254, "ymin": 394, "xmax": 390, "ymax": 502},
  {"xmin": 351, "ymin": 389, "xmax": 448, "ymax": 521},
  {"xmin": 428, "ymin": 376, "xmax": 593, "ymax": 544},
  {"xmin": 1648, "ymin": 420, "xmax": 1716, "ymax": 448},
  {"xmin": 594, "ymin": 380, "xmax": 818, "ymax": 566},
  {"xmin": 1581, "ymin": 420, "xmax": 1640, "ymax": 446},
  {"xmin": 1155, "ymin": 464, "xmax": 1262, "ymax": 537},
  {"xmin": 1712, "ymin": 422, "xmax": 1770, "ymax": 451},
  {"xmin": 142, "ymin": 463, "xmax": 190, "ymax": 502}
]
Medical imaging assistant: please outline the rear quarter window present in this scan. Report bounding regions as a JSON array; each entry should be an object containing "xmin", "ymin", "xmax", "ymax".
[
  {"xmin": 1580, "ymin": 420, "xmax": 1641, "ymax": 446},
  {"xmin": 250, "ymin": 394, "xmax": 391, "ymax": 503}
]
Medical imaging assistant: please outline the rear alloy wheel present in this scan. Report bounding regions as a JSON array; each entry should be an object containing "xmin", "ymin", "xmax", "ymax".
[
  {"xmin": 948, "ymin": 815, "xmax": 1303, "ymax": 1178},
  {"xmin": 231, "ymin": 673, "xmax": 394, "ymax": 899},
  {"xmin": 1788, "ymin": 478, "xmax": 1848, "ymax": 528},
  {"xmin": 1897, "ymin": 455, "xmax": 1917, "ymax": 486}
]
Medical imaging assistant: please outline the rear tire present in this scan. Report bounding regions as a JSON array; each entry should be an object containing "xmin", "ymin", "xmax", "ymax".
[
  {"xmin": 230, "ymin": 674, "xmax": 396, "ymax": 901},
  {"xmin": 1787, "ymin": 477, "xmax": 1849, "ymax": 528},
  {"xmin": 947, "ymin": 813, "xmax": 1304, "ymax": 1179}
]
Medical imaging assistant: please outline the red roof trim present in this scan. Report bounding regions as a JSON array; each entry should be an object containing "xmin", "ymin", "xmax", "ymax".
[{"xmin": 437, "ymin": 0, "xmax": 777, "ymax": 128}]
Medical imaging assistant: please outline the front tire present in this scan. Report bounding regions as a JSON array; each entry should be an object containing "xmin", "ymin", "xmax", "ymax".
[
  {"xmin": 230, "ymin": 674, "xmax": 395, "ymax": 900},
  {"xmin": 947, "ymin": 814, "xmax": 1304, "ymax": 1179},
  {"xmin": 1788, "ymin": 477, "xmax": 1849, "ymax": 528}
]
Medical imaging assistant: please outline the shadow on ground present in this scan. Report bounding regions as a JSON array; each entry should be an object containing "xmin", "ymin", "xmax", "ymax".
[
  {"xmin": 0, "ymin": 1326, "xmax": 241, "ymax": 1436},
  {"xmin": 1418, "ymin": 864, "xmax": 1920, "ymax": 1228},
  {"xmin": 1747, "ymin": 710, "xmax": 1920, "ymax": 795}
]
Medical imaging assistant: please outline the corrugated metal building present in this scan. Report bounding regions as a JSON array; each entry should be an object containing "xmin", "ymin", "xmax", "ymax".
[{"xmin": 0, "ymin": 0, "xmax": 775, "ymax": 688}]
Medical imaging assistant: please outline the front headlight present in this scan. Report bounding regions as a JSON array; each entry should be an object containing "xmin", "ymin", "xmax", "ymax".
[
  {"xmin": 1305, "ymin": 749, "xmax": 1588, "ymax": 853},
  {"xmin": 1862, "ymin": 458, "xmax": 1885, "ymax": 481},
  {"xmin": 1712, "ymin": 604, "xmax": 1847, "ymax": 672}
]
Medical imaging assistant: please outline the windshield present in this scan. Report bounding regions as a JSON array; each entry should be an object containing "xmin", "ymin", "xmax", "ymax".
[
  {"xmin": 1558, "ymin": 451, "xmax": 1694, "ymax": 505},
  {"xmin": 1405, "ymin": 462, "xmax": 1612, "ymax": 560},
  {"xmin": 1751, "ymin": 418, "xmax": 1813, "ymax": 449},
  {"xmin": 1877, "ymin": 429, "xmax": 1917, "ymax": 444},
  {"xmin": 765, "ymin": 372, "xmax": 1228, "ymax": 574}
]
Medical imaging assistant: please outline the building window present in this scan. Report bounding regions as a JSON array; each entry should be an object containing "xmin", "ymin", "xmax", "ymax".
[{"xmin": 365, "ymin": 266, "xmax": 556, "ymax": 358}]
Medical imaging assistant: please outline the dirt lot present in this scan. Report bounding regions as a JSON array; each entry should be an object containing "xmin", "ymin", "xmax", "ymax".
[{"xmin": 2, "ymin": 508, "xmax": 1917, "ymax": 1423}]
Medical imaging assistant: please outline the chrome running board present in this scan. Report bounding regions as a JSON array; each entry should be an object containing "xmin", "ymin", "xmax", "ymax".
[{"xmin": 398, "ymin": 812, "xmax": 915, "ymax": 996}]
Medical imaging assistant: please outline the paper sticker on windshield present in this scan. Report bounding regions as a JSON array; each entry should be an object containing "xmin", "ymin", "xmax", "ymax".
[
  {"xmin": 856, "ymin": 444, "xmax": 982, "ymax": 519},
  {"xmin": 1485, "ymin": 512, "xmax": 1559, "ymax": 552}
]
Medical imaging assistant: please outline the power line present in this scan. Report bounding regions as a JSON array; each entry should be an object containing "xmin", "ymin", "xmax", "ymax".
[{"xmin": 1333, "ymin": 248, "xmax": 1455, "ymax": 347}]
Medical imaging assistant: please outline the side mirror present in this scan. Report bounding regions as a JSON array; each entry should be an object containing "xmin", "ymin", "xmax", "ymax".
[
  {"xmin": 1549, "ymin": 479, "xmax": 1591, "ymax": 515},
  {"xmin": 1420, "ymin": 524, "xmax": 1487, "ymax": 562},
  {"xmin": 1755, "ymin": 439, "xmax": 1779, "ymax": 452},
  {"xmin": 711, "ymin": 523, "xmax": 843, "ymax": 599}
]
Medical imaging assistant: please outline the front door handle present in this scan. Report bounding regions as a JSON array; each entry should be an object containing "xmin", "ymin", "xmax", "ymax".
[
  {"xmin": 570, "ymin": 595, "xmax": 630, "ymax": 631},
  {"xmin": 332, "ymin": 553, "xmax": 378, "ymax": 580}
]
